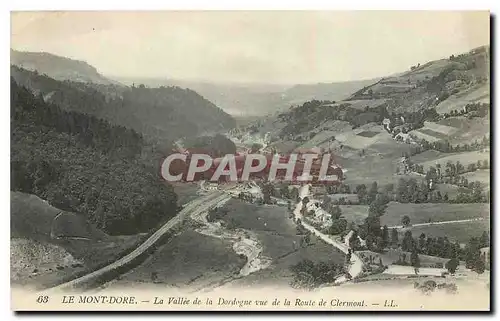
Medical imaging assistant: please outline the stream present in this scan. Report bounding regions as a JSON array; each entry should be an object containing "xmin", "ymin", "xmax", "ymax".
[{"xmin": 191, "ymin": 197, "xmax": 272, "ymax": 277}]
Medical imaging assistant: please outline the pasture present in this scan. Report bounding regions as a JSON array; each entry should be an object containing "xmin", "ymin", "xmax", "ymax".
[
  {"xmin": 398, "ymin": 219, "xmax": 490, "ymax": 244},
  {"xmin": 381, "ymin": 202, "xmax": 490, "ymax": 227}
]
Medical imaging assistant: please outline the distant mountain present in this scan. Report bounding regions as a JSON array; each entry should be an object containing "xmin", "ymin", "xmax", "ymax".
[
  {"xmin": 11, "ymin": 49, "xmax": 117, "ymax": 85},
  {"xmin": 282, "ymin": 78, "xmax": 380, "ymax": 107},
  {"xmin": 115, "ymin": 77, "xmax": 380, "ymax": 117}
]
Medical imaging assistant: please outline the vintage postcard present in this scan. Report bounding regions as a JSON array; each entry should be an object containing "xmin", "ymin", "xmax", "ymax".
[{"xmin": 10, "ymin": 11, "xmax": 490, "ymax": 311}]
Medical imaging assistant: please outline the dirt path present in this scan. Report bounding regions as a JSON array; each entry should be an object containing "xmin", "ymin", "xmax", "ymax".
[
  {"xmin": 387, "ymin": 217, "xmax": 486, "ymax": 230},
  {"xmin": 293, "ymin": 184, "xmax": 363, "ymax": 284}
]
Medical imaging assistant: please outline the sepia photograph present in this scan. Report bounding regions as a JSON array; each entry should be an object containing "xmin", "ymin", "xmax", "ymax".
[{"xmin": 9, "ymin": 10, "xmax": 491, "ymax": 311}]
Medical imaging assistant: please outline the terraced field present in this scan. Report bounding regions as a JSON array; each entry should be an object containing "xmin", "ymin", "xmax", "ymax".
[
  {"xmin": 399, "ymin": 219, "xmax": 490, "ymax": 244},
  {"xmin": 435, "ymin": 83, "xmax": 490, "ymax": 114},
  {"xmin": 417, "ymin": 150, "xmax": 490, "ymax": 171}
]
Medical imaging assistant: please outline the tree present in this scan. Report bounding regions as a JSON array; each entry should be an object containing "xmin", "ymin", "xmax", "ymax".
[
  {"xmin": 280, "ymin": 183, "xmax": 290, "ymax": 199},
  {"xmin": 382, "ymin": 225, "xmax": 389, "ymax": 247},
  {"xmin": 410, "ymin": 248, "xmax": 420, "ymax": 275},
  {"xmin": 290, "ymin": 187, "xmax": 299, "ymax": 202},
  {"xmin": 328, "ymin": 218, "xmax": 348, "ymax": 235},
  {"xmin": 262, "ymin": 183, "xmax": 273, "ymax": 204},
  {"xmin": 401, "ymin": 215, "xmax": 411, "ymax": 227},
  {"xmin": 375, "ymin": 236, "xmax": 385, "ymax": 252},
  {"xmin": 346, "ymin": 249, "xmax": 352, "ymax": 264},
  {"xmin": 250, "ymin": 143, "xmax": 263, "ymax": 153},
  {"xmin": 369, "ymin": 194, "xmax": 388, "ymax": 217},
  {"xmin": 368, "ymin": 181, "xmax": 378, "ymax": 203},
  {"xmin": 348, "ymin": 230, "xmax": 361, "ymax": 250},
  {"xmin": 355, "ymin": 184, "xmax": 368, "ymax": 204},
  {"xmin": 418, "ymin": 233, "xmax": 426, "ymax": 252},
  {"xmin": 479, "ymin": 231, "xmax": 490, "ymax": 248},
  {"xmin": 321, "ymin": 195, "xmax": 331, "ymax": 209},
  {"xmin": 474, "ymin": 257, "xmax": 486, "ymax": 275},
  {"xmin": 331, "ymin": 205, "xmax": 342, "ymax": 219},
  {"xmin": 402, "ymin": 231, "xmax": 414, "ymax": 252},
  {"xmin": 445, "ymin": 258, "xmax": 459, "ymax": 274},
  {"xmin": 391, "ymin": 228, "xmax": 399, "ymax": 246}
]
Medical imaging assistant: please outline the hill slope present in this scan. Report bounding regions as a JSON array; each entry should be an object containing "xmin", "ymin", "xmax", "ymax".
[
  {"xmin": 116, "ymin": 77, "xmax": 380, "ymax": 117},
  {"xmin": 11, "ymin": 78, "xmax": 179, "ymax": 235},
  {"xmin": 11, "ymin": 49, "xmax": 116, "ymax": 85},
  {"xmin": 11, "ymin": 65, "xmax": 235, "ymax": 142},
  {"xmin": 252, "ymin": 45, "xmax": 490, "ymax": 150}
]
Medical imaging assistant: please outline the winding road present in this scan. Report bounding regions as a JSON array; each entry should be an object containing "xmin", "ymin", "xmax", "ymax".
[
  {"xmin": 46, "ymin": 190, "xmax": 232, "ymax": 292},
  {"xmin": 293, "ymin": 184, "xmax": 364, "ymax": 284}
]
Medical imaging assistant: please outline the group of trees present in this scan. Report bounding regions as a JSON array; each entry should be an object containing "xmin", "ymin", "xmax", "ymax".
[
  {"xmin": 11, "ymin": 78, "xmax": 144, "ymax": 157},
  {"xmin": 354, "ymin": 182, "xmax": 380, "ymax": 205},
  {"xmin": 342, "ymin": 186, "xmax": 392, "ymax": 252},
  {"xmin": 388, "ymin": 108, "xmax": 440, "ymax": 136},
  {"xmin": 394, "ymin": 176, "xmax": 488, "ymax": 204},
  {"xmin": 317, "ymin": 176, "xmax": 487, "ymax": 207},
  {"xmin": 183, "ymin": 134, "xmax": 237, "ymax": 158},
  {"xmin": 410, "ymin": 135, "xmax": 490, "ymax": 155},
  {"xmin": 11, "ymin": 78, "xmax": 180, "ymax": 235},
  {"xmin": 289, "ymin": 259, "xmax": 343, "ymax": 289},
  {"xmin": 278, "ymin": 99, "xmax": 395, "ymax": 139},
  {"xmin": 413, "ymin": 160, "xmax": 490, "ymax": 180},
  {"xmin": 259, "ymin": 182, "xmax": 299, "ymax": 204},
  {"xmin": 320, "ymin": 198, "xmax": 349, "ymax": 235},
  {"xmin": 442, "ymin": 102, "xmax": 490, "ymax": 119},
  {"xmin": 398, "ymin": 230, "xmax": 489, "ymax": 274}
]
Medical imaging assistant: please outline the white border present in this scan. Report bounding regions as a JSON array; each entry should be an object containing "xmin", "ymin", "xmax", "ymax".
[{"xmin": 2, "ymin": 1, "xmax": 498, "ymax": 320}]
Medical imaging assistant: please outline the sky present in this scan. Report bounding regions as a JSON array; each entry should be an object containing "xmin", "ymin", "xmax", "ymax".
[{"xmin": 11, "ymin": 11, "xmax": 490, "ymax": 84}]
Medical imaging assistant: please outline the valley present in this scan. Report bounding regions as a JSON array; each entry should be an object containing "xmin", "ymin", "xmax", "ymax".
[{"xmin": 10, "ymin": 44, "xmax": 490, "ymax": 301}]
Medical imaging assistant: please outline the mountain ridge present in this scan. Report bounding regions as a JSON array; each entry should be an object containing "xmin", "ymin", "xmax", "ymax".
[{"xmin": 11, "ymin": 49, "xmax": 118, "ymax": 85}]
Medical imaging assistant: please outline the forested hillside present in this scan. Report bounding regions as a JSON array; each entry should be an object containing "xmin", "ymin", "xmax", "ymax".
[
  {"xmin": 11, "ymin": 78, "xmax": 179, "ymax": 235},
  {"xmin": 11, "ymin": 65, "xmax": 235, "ymax": 143}
]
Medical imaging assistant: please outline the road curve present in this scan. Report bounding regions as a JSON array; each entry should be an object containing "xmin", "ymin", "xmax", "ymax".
[
  {"xmin": 293, "ymin": 184, "xmax": 363, "ymax": 284},
  {"xmin": 46, "ymin": 191, "xmax": 231, "ymax": 292}
]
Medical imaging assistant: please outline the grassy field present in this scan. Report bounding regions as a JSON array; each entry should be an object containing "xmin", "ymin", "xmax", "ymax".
[
  {"xmin": 11, "ymin": 192, "xmax": 106, "ymax": 241},
  {"xmin": 326, "ymin": 193, "xmax": 359, "ymax": 204},
  {"xmin": 171, "ymin": 182, "xmax": 202, "ymax": 205},
  {"xmin": 438, "ymin": 116, "xmax": 490, "ymax": 145},
  {"xmin": 461, "ymin": 169, "xmax": 490, "ymax": 187},
  {"xmin": 113, "ymin": 230, "xmax": 245, "ymax": 290},
  {"xmin": 435, "ymin": 83, "xmax": 490, "ymax": 114},
  {"xmin": 435, "ymin": 183, "xmax": 466, "ymax": 200},
  {"xmin": 417, "ymin": 150, "xmax": 490, "ymax": 171},
  {"xmin": 409, "ymin": 120, "xmax": 461, "ymax": 143},
  {"xmin": 338, "ymin": 205, "xmax": 369, "ymax": 225},
  {"xmin": 399, "ymin": 220, "xmax": 490, "ymax": 244},
  {"xmin": 358, "ymin": 249, "xmax": 448, "ymax": 268},
  {"xmin": 217, "ymin": 199, "xmax": 345, "ymax": 287},
  {"xmin": 110, "ymin": 198, "xmax": 346, "ymax": 290},
  {"xmin": 334, "ymin": 124, "xmax": 389, "ymax": 150},
  {"xmin": 381, "ymin": 202, "xmax": 490, "ymax": 227},
  {"xmin": 340, "ymin": 153, "xmax": 419, "ymax": 187},
  {"xmin": 10, "ymin": 192, "xmax": 143, "ymax": 288}
]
